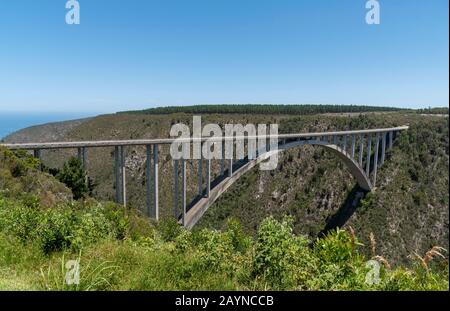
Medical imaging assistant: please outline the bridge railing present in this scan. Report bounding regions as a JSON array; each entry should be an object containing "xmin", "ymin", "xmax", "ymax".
[{"xmin": 1, "ymin": 126, "xmax": 409, "ymax": 225}]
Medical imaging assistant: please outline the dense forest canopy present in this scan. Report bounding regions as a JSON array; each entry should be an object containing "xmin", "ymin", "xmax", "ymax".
[{"xmin": 120, "ymin": 104, "xmax": 406, "ymax": 115}]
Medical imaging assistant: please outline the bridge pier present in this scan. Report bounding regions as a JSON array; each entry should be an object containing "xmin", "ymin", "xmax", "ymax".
[
  {"xmin": 77, "ymin": 147, "xmax": 82, "ymax": 164},
  {"xmin": 174, "ymin": 159, "xmax": 179, "ymax": 219},
  {"xmin": 114, "ymin": 146, "xmax": 121, "ymax": 204},
  {"xmin": 389, "ymin": 131, "xmax": 393, "ymax": 149},
  {"xmin": 220, "ymin": 141, "xmax": 225, "ymax": 175},
  {"xmin": 198, "ymin": 157, "xmax": 203, "ymax": 196},
  {"xmin": 381, "ymin": 132, "xmax": 386, "ymax": 165},
  {"xmin": 153, "ymin": 144, "xmax": 159, "ymax": 220},
  {"xmin": 113, "ymin": 146, "xmax": 125, "ymax": 205},
  {"xmin": 82, "ymin": 147, "xmax": 88, "ymax": 184},
  {"xmin": 77, "ymin": 147, "xmax": 88, "ymax": 188},
  {"xmin": 373, "ymin": 133, "xmax": 380, "ymax": 187},
  {"xmin": 33, "ymin": 149, "xmax": 42, "ymax": 170},
  {"xmin": 342, "ymin": 135, "xmax": 347, "ymax": 153},
  {"xmin": 146, "ymin": 145, "xmax": 152, "ymax": 217},
  {"xmin": 121, "ymin": 146, "xmax": 127, "ymax": 207},
  {"xmin": 77, "ymin": 147, "xmax": 87, "ymax": 170},
  {"xmin": 359, "ymin": 134, "xmax": 364, "ymax": 167},
  {"xmin": 114, "ymin": 146, "xmax": 127, "ymax": 206},
  {"xmin": 366, "ymin": 134, "xmax": 372, "ymax": 175},
  {"xmin": 181, "ymin": 158, "xmax": 187, "ymax": 226},
  {"xmin": 351, "ymin": 134, "xmax": 356, "ymax": 158},
  {"xmin": 206, "ymin": 159, "xmax": 211, "ymax": 197}
]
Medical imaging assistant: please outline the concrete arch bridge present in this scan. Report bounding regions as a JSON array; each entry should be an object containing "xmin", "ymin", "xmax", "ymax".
[{"xmin": 2, "ymin": 126, "xmax": 409, "ymax": 229}]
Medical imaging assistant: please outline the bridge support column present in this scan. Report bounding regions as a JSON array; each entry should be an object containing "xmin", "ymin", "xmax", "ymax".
[
  {"xmin": 153, "ymin": 144, "xmax": 159, "ymax": 221},
  {"xmin": 82, "ymin": 147, "xmax": 88, "ymax": 184},
  {"xmin": 174, "ymin": 159, "xmax": 179, "ymax": 219},
  {"xmin": 181, "ymin": 158, "xmax": 187, "ymax": 226},
  {"xmin": 77, "ymin": 147, "xmax": 82, "ymax": 163},
  {"xmin": 359, "ymin": 134, "xmax": 364, "ymax": 167},
  {"xmin": 146, "ymin": 145, "xmax": 152, "ymax": 217},
  {"xmin": 82, "ymin": 147, "xmax": 87, "ymax": 170},
  {"xmin": 228, "ymin": 159, "xmax": 233, "ymax": 177},
  {"xmin": 77, "ymin": 147, "xmax": 87, "ymax": 170},
  {"xmin": 351, "ymin": 134, "xmax": 356, "ymax": 158},
  {"xmin": 220, "ymin": 141, "xmax": 225, "ymax": 175},
  {"xmin": 114, "ymin": 146, "xmax": 121, "ymax": 204},
  {"xmin": 389, "ymin": 131, "xmax": 393, "ymax": 149},
  {"xmin": 206, "ymin": 159, "xmax": 211, "ymax": 197},
  {"xmin": 342, "ymin": 135, "xmax": 347, "ymax": 153},
  {"xmin": 381, "ymin": 132, "xmax": 386, "ymax": 165},
  {"xmin": 198, "ymin": 157, "xmax": 203, "ymax": 196},
  {"xmin": 120, "ymin": 146, "xmax": 127, "ymax": 207},
  {"xmin": 366, "ymin": 134, "xmax": 372, "ymax": 175},
  {"xmin": 333, "ymin": 135, "xmax": 337, "ymax": 145},
  {"xmin": 373, "ymin": 133, "xmax": 380, "ymax": 187},
  {"xmin": 33, "ymin": 149, "xmax": 42, "ymax": 170}
]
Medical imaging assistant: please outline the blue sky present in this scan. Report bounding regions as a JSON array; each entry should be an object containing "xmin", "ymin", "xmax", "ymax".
[{"xmin": 0, "ymin": 0, "xmax": 448, "ymax": 113}]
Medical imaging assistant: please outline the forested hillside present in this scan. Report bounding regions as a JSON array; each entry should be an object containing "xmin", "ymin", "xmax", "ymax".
[
  {"xmin": 3, "ymin": 108, "xmax": 448, "ymax": 267},
  {"xmin": 122, "ymin": 104, "xmax": 404, "ymax": 115},
  {"xmin": 0, "ymin": 147, "xmax": 447, "ymax": 290}
]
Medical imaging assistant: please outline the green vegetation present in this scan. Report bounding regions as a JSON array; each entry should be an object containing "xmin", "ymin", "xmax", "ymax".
[
  {"xmin": 121, "ymin": 104, "xmax": 404, "ymax": 116},
  {"xmin": 0, "ymin": 147, "xmax": 447, "ymax": 290},
  {"xmin": 3, "ymin": 110, "xmax": 448, "ymax": 274},
  {"xmin": 55, "ymin": 157, "xmax": 93, "ymax": 200}
]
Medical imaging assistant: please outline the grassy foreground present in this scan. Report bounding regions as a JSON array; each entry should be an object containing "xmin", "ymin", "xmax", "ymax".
[
  {"xmin": 0, "ymin": 200, "xmax": 448, "ymax": 290},
  {"xmin": 0, "ymin": 147, "xmax": 448, "ymax": 291}
]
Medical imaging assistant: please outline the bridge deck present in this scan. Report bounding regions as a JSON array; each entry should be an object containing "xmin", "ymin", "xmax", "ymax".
[{"xmin": 1, "ymin": 126, "xmax": 409, "ymax": 150}]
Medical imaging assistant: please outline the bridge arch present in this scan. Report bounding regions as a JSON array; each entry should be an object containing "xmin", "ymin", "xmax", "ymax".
[{"xmin": 183, "ymin": 139, "xmax": 372, "ymax": 229}]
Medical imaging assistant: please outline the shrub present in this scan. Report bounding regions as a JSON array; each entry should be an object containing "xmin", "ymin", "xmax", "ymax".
[
  {"xmin": 38, "ymin": 209, "xmax": 74, "ymax": 254},
  {"xmin": 224, "ymin": 217, "xmax": 252, "ymax": 253},
  {"xmin": 101, "ymin": 202, "xmax": 130, "ymax": 240},
  {"xmin": 70, "ymin": 207, "xmax": 114, "ymax": 250},
  {"xmin": 194, "ymin": 229, "xmax": 234, "ymax": 270},
  {"xmin": 314, "ymin": 228, "xmax": 360, "ymax": 265},
  {"xmin": 252, "ymin": 216, "xmax": 315, "ymax": 289},
  {"xmin": 56, "ymin": 157, "xmax": 89, "ymax": 200},
  {"xmin": 0, "ymin": 194, "xmax": 131, "ymax": 255},
  {"xmin": 311, "ymin": 228, "xmax": 369, "ymax": 289},
  {"xmin": 157, "ymin": 218, "xmax": 183, "ymax": 242},
  {"xmin": 0, "ymin": 202, "xmax": 39, "ymax": 243}
]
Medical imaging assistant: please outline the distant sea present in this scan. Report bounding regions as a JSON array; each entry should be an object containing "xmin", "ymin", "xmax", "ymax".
[{"xmin": 0, "ymin": 112, "xmax": 96, "ymax": 140}]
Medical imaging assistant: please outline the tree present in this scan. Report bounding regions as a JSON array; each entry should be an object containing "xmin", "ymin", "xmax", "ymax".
[{"xmin": 57, "ymin": 157, "xmax": 89, "ymax": 200}]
